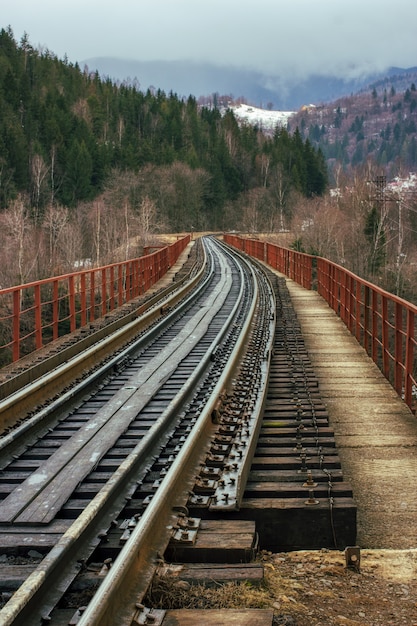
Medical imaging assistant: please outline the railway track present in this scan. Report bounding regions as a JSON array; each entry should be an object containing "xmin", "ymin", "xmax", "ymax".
[
  {"xmin": 0, "ymin": 238, "xmax": 203, "ymax": 427},
  {"xmin": 0, "ymin": 236, "xmax": 278, "ymax": 625},
  {"xmin": 0, "ymin": 237, "xmax": 357, "ymax": 625}
]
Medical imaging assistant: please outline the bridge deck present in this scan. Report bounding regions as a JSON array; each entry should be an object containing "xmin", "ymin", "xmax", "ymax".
[{"xmin": 283, "ymin": 274, "xmax": 417, "ymax": 549}]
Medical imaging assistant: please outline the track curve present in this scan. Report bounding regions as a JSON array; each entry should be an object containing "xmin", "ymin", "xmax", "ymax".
[{"xmin": 0, "ymin": 236, "xmax": 276, "ymax": 626}]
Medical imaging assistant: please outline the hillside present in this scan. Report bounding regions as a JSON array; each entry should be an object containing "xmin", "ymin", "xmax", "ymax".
[
  {"xmin": 0, "ymin": 28, "xmax": 327, "ymax": 214},
  {"xmin": 287, "ymin": 73, "xmax": 417, "ymax": 181},
  {"xmin": 0, "ymin": 27, "xmax": 328, "ymax": 289},
  {"xmin": 84, "ymin": 56, "xmax": 417, "ymax": 111},
  {"xmin": 1, "ymin": 26, "xmax": 416, "ymax": 305},
  {"xmin": 213, "ymin": 69, "xmax": 417, "ymax": 182}
]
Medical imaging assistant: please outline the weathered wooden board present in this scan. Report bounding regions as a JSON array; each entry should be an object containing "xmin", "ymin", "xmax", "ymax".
[
  {"xmin": 157, "ymin": 562, "xmax": 264, "ymax": 586},
  {"xmin": 165, "ymin": 520, "xmax": 257, "ymax": 564},
  {"xmin": 163, "ymin": 609, "xmax": 274, "ymax": 625}
]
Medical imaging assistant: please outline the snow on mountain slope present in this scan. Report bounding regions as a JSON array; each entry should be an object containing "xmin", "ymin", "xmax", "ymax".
[{"xmin": 229, "ymin": 103, "xmax": 295, "ymax": 130}]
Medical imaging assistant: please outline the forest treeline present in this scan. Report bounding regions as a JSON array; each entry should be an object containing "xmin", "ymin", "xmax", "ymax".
[
  {"xmin": 0, "ymin": 26, "xmax": 327, "ymax": 287},
  {"xmin": 2, "ymin": 27, "xmax": 417, "ymax": 310}
]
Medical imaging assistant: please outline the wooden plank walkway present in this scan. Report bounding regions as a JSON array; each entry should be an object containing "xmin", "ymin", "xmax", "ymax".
[{"xmin": 283, "ymin": 275, "xmax": 417, "ymax": 549}]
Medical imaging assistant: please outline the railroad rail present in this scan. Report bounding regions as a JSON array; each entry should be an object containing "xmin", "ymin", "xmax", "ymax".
[
  {"xmin": 0, "ymin": 239, "xmax": 202, "ymax": 430},
  {"xmin": 0, "ymin": 236, "xmax": 277, "ymax": 625}
]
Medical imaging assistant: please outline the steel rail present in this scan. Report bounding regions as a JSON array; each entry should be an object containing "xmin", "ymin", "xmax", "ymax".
[
  {"xmin": 0, "ymin": 237, "xmax": 262, "ymax": 626},
  {"xmin": 0, "ymin": 242, "xmax": 203, "ymax": 429},
  {"xmin": 76, "ymin": 240, "xmax": 263, "ymax": 626},
  {"xmin": 0, "ymin": 238, "xmax": 196, "ymax": 401},
  {"xmin": 0, "ymin": 244, "xmax": 207, "ymax": 460},
  {"xmin": 208, "ymin": 249, "xmax": 276, "ymax": 511}
]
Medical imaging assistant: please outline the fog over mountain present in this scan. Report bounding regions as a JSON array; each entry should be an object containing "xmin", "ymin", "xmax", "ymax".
[{"xmin": 83, "ymin": 57, "xmax": 416, "ymax": 110}]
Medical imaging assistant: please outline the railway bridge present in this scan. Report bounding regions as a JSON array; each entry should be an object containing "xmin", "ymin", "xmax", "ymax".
[
  {"xmin": 0, "ymin": 234, "xmax": 415, "ymax": 625},
  {"xmin": 224, "ymin": 234, "xmax": 417, "ymax": 549},
  {"xmin": 266, "ymin": 258, "xmax": 417, "ymax": 549}
]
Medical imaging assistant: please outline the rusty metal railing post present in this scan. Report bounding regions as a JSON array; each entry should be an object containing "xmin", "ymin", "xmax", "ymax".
[
  {"xmin": 355, "ymin": 280, "xmax": 362, "ymax": 343},
  {"xmin": 371, "ymin": 289, "xmax": 378, "ymax": 364},
  {"xmin": 405, "ymin": 310, "xmax": 415, "ymax": 408},
  {"xmin": 34, "ymin": 284, "xmax": 42, "ymax": 350},
  {"xmin": 80, "ymin": 274, "xmax": 87, "ymax": 327},
  {"xmin": 118, "ymin": 265, "xmax": 123, "ymax": 308},
  {"xmin": 101, "ymin": 268, "xmax": 106, "ymax": 317},
  {"xmin": 69, "ymin": 275, "xmax": 76, "ymax": 333},
  {"xmin": 12, "ymin": 290, "xmax": 21, "ymax": 361},
  {"xmin": 139, "ymin": 258, "xmax": 144, "ymax": 296},
  {"xmin": 109, "ymin": 266, "xmax": 115, "ymax": 311},
  {"xmin": 340, "ymin": 269, "xmax": 347, "ymax": 325},
  {"xmin": 394, "ymin": 301, "xmax": 403, "ymax": 397},
  {"xmin": 90, "ymin": 271, "xmax": 96, "ymax": 322},
  {"xmin": 53, "ymin": 280, "xmax": 59, "ymax": 340},
  {"xmin": 381, "ymin": 295, "xmax": 390, "ymax": 381},
  {"xmin": 125, "ymin": 262, "xmax": 131, "ymax": 300},
  {"xmin": 364, "ymin": 285, "xmax": 370, "ymax": 356}
]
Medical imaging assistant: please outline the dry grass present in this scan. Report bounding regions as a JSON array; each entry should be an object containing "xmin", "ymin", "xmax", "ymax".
[
  {"xmin": 145, "ymin": 576, "xmax": 271, "ymax": 610},
  {"xmin": 144, "ymin": 553, "xmax": 309, "ymax": 612},
  {"xmin": 144, "ymin": 550, "xmax": 417, "ymax": 626}
]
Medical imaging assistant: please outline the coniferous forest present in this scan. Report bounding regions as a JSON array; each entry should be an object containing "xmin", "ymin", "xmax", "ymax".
[
  {"xmin": 2, "ymin": 28, "xmax": 417, "ymax": 317},
  {"xmin": 0, "ymin": 27, "xmax": 327, "ymax": 285}
]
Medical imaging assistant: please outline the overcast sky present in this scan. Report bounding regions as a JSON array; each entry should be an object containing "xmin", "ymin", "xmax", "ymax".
[{"xmin": 3, "ymin": 0, "xmax": 417, "ymax": 81}]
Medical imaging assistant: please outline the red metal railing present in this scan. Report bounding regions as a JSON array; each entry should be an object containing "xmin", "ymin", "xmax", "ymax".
[
  {"xmin": 224, "ymin": 234, "xmax": 314, "ymax": 290},
  {"xmin": 224, "ymin": 234, "xmax": 417, "ymax": 412},
  {"xmin": 0, "ymin": 235, "xmax": 190, "ymax": 365}
]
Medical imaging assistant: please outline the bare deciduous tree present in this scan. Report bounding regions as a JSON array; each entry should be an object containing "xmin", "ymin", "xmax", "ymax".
[
  {"xmin": 1, "ymin": 195, "xmax": 38, "ymax": 286},
  {"xmin": 31, "ymin": 154, "xmax": 49, "ymax": 221},
  {"xmin": 137, "ymin": 196, "xmax": 157, "ymax": 247},
  {"xmin": 242, "ymin": 188, "xmax": 268, "ymax": 233},
  {"xmin": 42, "ymin": 204, "xmax": 69, "ymax": 272},
  {"xmin": 92, "ymin": 199, "xmax": 103, "ymax": 267},
  {"xmin": 268, "ymin": 163, "xmax": 292, "ymax": 232}
]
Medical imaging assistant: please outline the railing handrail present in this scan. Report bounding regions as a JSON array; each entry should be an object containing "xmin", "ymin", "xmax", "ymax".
[
  {"xmin": 224, "ymin": 234, "xmax": 417, "ymax": 413},
  {"xmin": 0, "ymin": 236, "xmax": 191, "ymax": 364},
  {"xmin": 315, "ymin": 255, "xmax": 417, "ymax": 311},
  {"xmin": 0, "ymin": 251, "xmax": 165, "ymax": 296}
]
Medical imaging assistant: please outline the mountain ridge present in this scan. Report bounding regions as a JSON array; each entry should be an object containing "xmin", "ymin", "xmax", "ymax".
[{"xmin": 83, "ymin": 57, "xmax": 417, "ymax": 110}]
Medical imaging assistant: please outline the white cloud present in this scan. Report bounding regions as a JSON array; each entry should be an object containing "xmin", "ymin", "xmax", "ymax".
[{"xmin": 3, "ymin": 0, "xmax": 417, "ymax": 80}]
